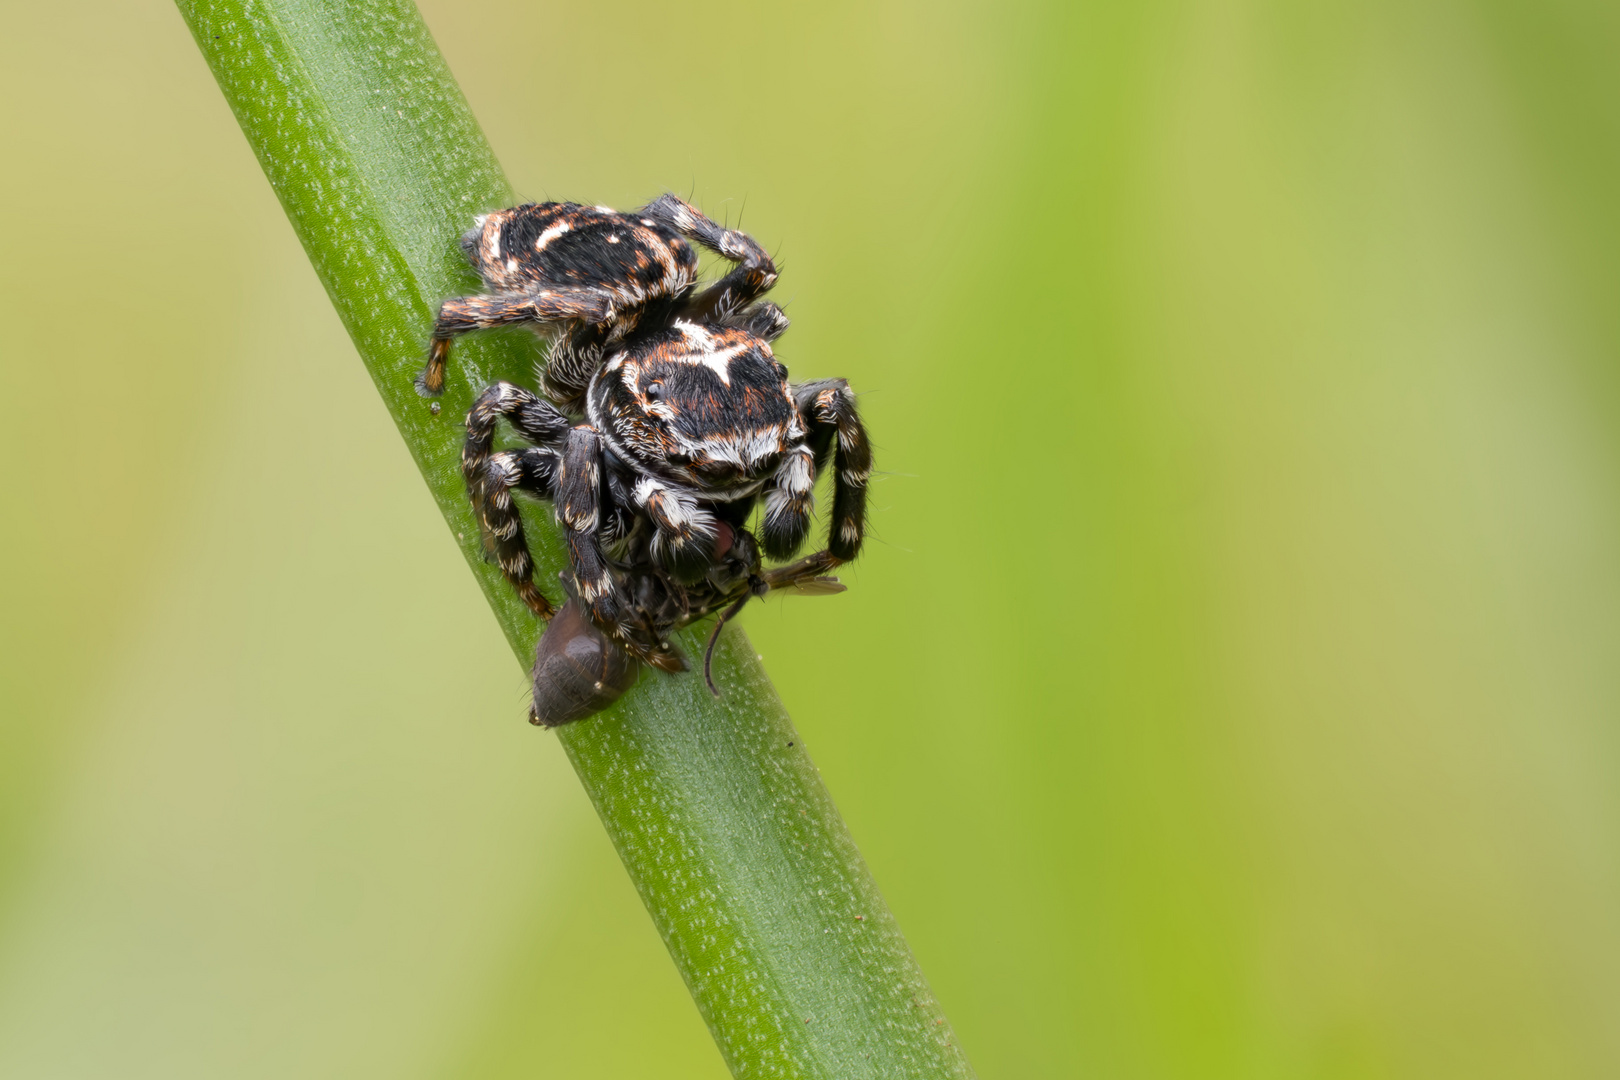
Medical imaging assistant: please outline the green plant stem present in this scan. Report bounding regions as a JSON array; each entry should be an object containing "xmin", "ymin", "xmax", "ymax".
[{"xmin": 175, "ymin": 1, "xmax": 974, "ymax": 1075}]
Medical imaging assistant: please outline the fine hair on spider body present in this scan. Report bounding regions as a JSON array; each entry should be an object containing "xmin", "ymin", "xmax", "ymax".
[{"xmin": 421, "ymin": 195, "xmax": 872, "ymax": 713}]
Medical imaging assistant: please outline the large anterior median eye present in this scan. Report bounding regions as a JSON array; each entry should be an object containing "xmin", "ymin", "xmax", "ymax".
[{"xmin": 643, "ymin": 381, "xmax": 665, "ymax": 402}]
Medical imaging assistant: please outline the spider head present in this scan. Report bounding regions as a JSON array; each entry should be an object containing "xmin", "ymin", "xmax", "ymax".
[{"xmin": 592, "ymin": 323, "xmax": 803, "ymax": 495}]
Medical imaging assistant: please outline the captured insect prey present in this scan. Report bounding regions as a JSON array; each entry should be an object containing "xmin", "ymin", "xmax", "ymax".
[
  {"xmin": 423, "ymin": 196, "xmax": 870, "ymax": 723},
  {"xmin": 529, "ymin": 557, "xmax": 848, "ymax": 728},
  {"xmin": 529, "ymin": 588, "xmax": 639, "ymax": 729}
]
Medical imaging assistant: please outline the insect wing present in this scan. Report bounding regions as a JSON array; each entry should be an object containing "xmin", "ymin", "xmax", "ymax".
[{"xmin": 785, "ymin": 576, "xmax": 846, "ymax": 596}]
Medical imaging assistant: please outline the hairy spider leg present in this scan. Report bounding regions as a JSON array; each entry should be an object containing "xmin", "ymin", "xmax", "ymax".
[
  {"xmin": 556, "ymin": 427, "xmax": 688, "ymax": 673},
  {"xmin": 556, "ymin": 426, "xmax": 612, "ymax": 615},
  {"xmin": 417, "ymin": 287, "xmax": 617, "ymax": 397},
  {"xmin": 631, "ymin": 475, "xmax": 721, "ymax": 583},
  {"xmin": 796, "ymin": 378, "xmax": 871, "ymax": 561},
  {"xmin": 641, "ymin": 195, "xmax": 780, "ymax": 322},
  {"xmin": 540, "ymin": 322, "xmax": 608, "ymax": 414},
  {"xmin": 719, "ymin": 301, "xmax": 791, "ymax": 342},
  {"xmin": 760, "ymin": 443, "xmax": 818, "ymax": 559},
  {"xmin": 463, "ymin": 381, "xmax": 572, "ymax": 493},
  {"xmin": 476, "ymin": 448, "xmax": 562, "ymax": 618},
  {"xmin": 461, "ymin": 382, "xmax": 573, "ymax": 617}
]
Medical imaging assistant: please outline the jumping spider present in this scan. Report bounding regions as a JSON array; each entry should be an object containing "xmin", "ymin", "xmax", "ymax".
[{"xmin": 418, "ymin": 196, "xmax": 871, "ymax": 693}]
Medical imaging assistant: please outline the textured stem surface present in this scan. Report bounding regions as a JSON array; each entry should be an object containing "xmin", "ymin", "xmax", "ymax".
[{"xmin": 174, "ymin": 1, "xmax": 974, "ymax": 1075}]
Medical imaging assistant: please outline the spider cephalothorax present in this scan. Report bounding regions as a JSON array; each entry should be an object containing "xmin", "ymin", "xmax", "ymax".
[
  {"xmin": 594, "ymin": 322, "xmax": 802, "ymax": 491},
  {"xmin": 419, "ymin": 194, "xmax": 871, "ymax": 691}
]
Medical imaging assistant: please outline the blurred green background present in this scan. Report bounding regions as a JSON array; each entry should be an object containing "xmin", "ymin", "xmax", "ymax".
[{"xmin": 3, "ymin": 0, "xmax": 1619, "ymax": 1076}]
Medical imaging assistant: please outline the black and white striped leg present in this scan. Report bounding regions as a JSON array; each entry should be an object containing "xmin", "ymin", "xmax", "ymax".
[
  {"xmin": 556, "ymin": 429, "xmax": 687, "ymax": 674},
  {"xmin": 556, "ymin": 427, "xmax": 616, "ymax": 622},
  {"xmin": 474, "ymin": 447, "xmax": 561, "ymax": 619},
  {"xmin": 795, "ymin": 378, "xmax": 871, "ymax": 561},
  {"xmin": 462, "ymin": 382, "xmax": 572, "ymax": 509},
  {"xmin": 640, "ymin": 194, "xmax": 779, "ymax": 321},
  {"xmin": 631, "ymin": 475, "xmax": 720, "ymax": 583},
  {"xmin": 417, "ymin": 286, "xmax": 617, "ymax": 396}
]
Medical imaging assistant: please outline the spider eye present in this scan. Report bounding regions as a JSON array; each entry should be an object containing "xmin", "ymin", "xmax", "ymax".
[
  {"xmin": 667, "ymin": 451, "xmax": 692, "ymax": 466},
  {"xmin": 773, "ymin": 362, "xmax": 789, "ymax": 381},
  {"xmin": 644, "ymin": 381, "xmax": 665, "ymax": 402}
]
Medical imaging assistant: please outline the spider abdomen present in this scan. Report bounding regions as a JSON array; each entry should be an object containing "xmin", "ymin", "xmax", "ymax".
[{"xmin": 467, "ymin": 202, "xmax": 697, "ymax": 308}]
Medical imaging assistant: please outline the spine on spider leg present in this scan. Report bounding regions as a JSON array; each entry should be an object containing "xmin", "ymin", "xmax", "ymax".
[{"xmin": 175, "ymin": 1, "xmax": 974, "ymax": 1077}]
